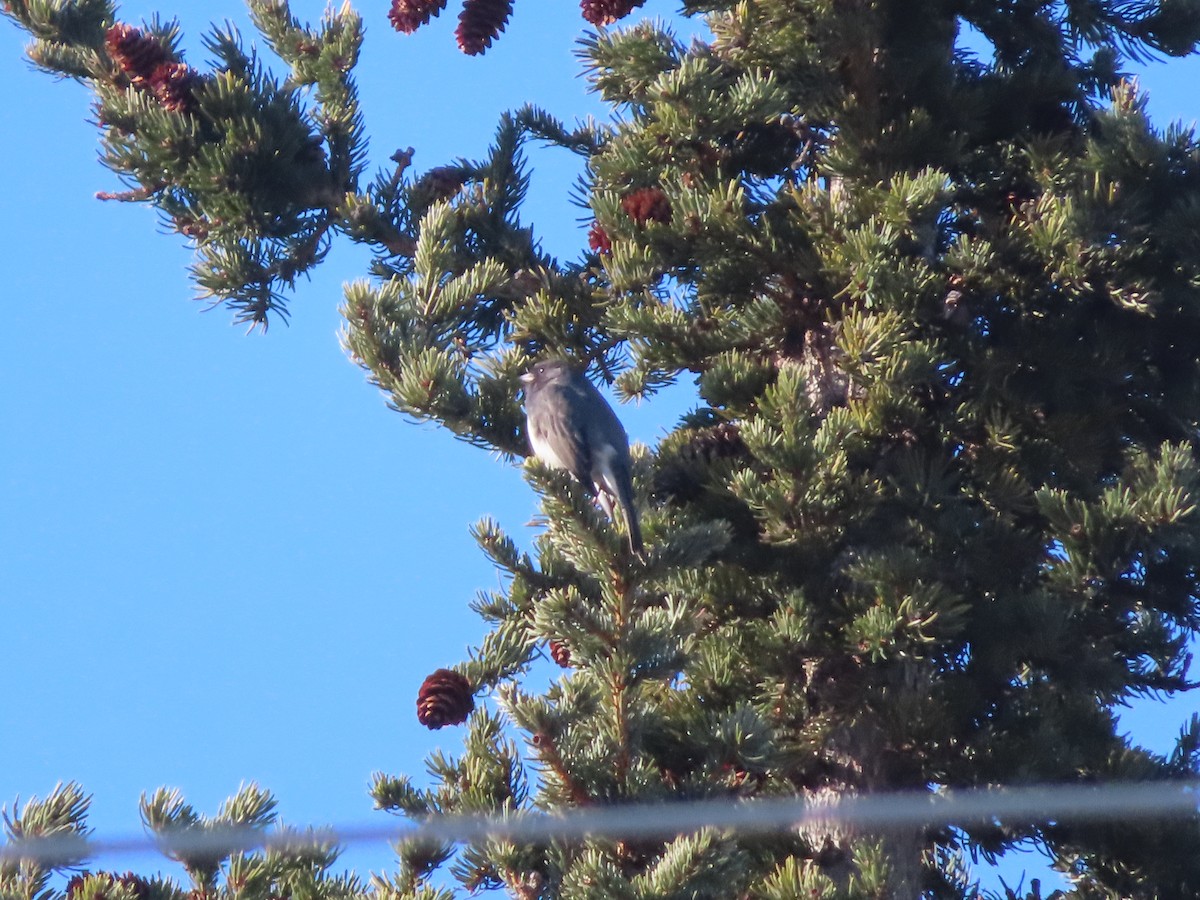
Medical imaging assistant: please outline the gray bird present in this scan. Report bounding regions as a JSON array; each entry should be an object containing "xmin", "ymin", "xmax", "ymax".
[{"xmin": 521, "ymin": 359, "xmax": 643, "ymax": 555}]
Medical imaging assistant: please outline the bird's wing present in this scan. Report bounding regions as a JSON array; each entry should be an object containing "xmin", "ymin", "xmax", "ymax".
[
  {"xmin": 569, "ymin": 379, "xmax": 628, "ymax": 446},
  {"xmin": 528, "ymin": 384, "xmax": 594, "ymax": 487}
]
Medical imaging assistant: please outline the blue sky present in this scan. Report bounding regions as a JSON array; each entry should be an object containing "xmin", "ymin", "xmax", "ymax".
[{"xmin": 2, "ymin": 0, "xmax": 1198, "ymax": 890}]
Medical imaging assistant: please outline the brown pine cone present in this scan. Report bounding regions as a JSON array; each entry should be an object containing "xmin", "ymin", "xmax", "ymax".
[
  {"xmin": 621, "ymin": 186, "xmax": 672, "ymax": 226},
  {"xmin": 587, "ymin": 222, "xmax": 612, "ymax": 255},
  {"xmin": 549, "ymin": 640, "xmax": 572, "ymax": 667},
  {"xmin": 388, "ymin": 0, "xmax": 450, "ymax": 33},
  {"xmin": 65, "ymin": 873, "xmax": 151, "ymax": 900},
  {"xmin": 456, "ymin": 0, "xmax": 513, "ymax": 56},
  {"xmin": 652, "ymin": 422, "xmax": 747, "ymax": 504},
  {"xmin": 681, "ymin": 422, "xmax": 745, "ymax": 463},
  {"xmin": 415, "ymin": 166, "xmax": 468, "ymax": 201},
  {"xmin": 416, "ymin": 668, "xmax": 474, "ymax": 729},
  {"xmin": 148, "ymin": 61, "xmax": 201, "ymax": 114},
  {"xmin": 105, "ymin": 23, "xmax": 169, "ymax": 87},
  {"xmin": 580, "ymin": 0, "xmax": 645, "ymax": 26}
]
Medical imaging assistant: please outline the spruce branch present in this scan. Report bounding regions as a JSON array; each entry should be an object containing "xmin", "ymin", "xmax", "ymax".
[
  {"xmin": 9, "ymin": 0, "xmax": 1200, "ymax": 894},
  {"xmin": 0, "ymin": 783, "xmax": 92, "ymax": 900}
]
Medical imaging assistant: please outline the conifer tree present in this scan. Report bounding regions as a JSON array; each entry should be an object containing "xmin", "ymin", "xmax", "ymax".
[{"xmin": 5, "ymin": 0, "xmax": 1200, "ymax": 897}]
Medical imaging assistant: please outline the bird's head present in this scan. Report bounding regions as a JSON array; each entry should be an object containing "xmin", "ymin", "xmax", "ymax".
[{"xmin": 520, "ymin": 358, "xmax": 575, "ymax": 389}]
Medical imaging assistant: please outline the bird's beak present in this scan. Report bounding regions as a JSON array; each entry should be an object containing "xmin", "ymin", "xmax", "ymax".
[{"xmin": 519, "ymin": 372, "xmax": 534, "ymax": 384}]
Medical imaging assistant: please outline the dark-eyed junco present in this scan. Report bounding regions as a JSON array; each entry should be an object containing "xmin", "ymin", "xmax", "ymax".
[{"xmin": 521, "ymin": 359, "xmax": 643, "ymax": 555}]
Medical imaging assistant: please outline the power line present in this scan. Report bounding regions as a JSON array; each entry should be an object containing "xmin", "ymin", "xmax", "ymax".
[{"xmin": 2, "ymin": 781, "xmax": 1197, "ymax": 866}]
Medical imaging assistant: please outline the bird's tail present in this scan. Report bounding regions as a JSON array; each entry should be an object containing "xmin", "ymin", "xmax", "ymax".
[
  {"xmin": 599, "ymin": 484, "xmax": 643, "ymax": 556},
  {"xmin": 624, "ymin": 499, "xmax": 644, "ymax": 556},
  {"xmin": 613, "ymin": 482, "xmax": 643, "ymax": 556}
]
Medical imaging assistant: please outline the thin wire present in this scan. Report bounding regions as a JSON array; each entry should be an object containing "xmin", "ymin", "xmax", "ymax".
[{"xmin": 2, "ymin": 781, "xmax": 1197, "ymax": 865}]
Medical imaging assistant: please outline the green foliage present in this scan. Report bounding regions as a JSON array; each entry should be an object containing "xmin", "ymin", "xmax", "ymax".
[
  {"xmin": 0, "ymin": 783, "xmax": 91, "ymax": 900},
  {"xmin": 4, "ymin": 0, "xmax": 364, "ymax": 328},
  {"xmin": 8, "ymin": 0, "xmax": 1200, "ymax": 896},
  {"xmin": 0, "ymin": 784, "xmax": 356, "ymax": 900}
]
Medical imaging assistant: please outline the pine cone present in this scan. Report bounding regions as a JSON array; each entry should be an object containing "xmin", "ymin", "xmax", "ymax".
[
  {"xmin": 148, "ymin": 61, "xmax": 201, "ymax": 114},
  {"xmin": 105, "ymin": 23, "xmax": 169, "ymax": 87},
  {"xmin": 587, "ymin": 222, "xmax": 612, "ymax": 255},
  {"xmin": 175, "ymin": 216, "xmax": 210, "ymax": 241},
  {"xmin": 65, "ymin": 872, "xmax": 151, "ymax": 900},
  {"xmin": 549, "ymin": 640, "xmax": 572, "ymax": 667},
  {"xmin": 388, "ymin": 0, "xmax": 450, "ymax": 33},
  {"xmin": 116, "ymin": 874, "xmax": 151, "ymax": 900},
  {"xmin": 720, "ymin": 122, "xmax": 802, "ymax": 176},
  {"xmin": 652, "ymin": 423, "xmax": 746, "ymax": 504},
  {"xmin": 650, "ymin": 463, "xmax": 701, "ymax": 504},
  {"xmin": 416, "ymin": 668, "xmax": 474, "ymax": 729},
  {"xmin": 415, "ymin": 166, "xmax": 468, "ymax": 201},
  {"xmin": 681, "ymin": 422, "xmax": 745, "ymax": 463},
  {"xmin": 621, "ymin": 186, "xmax": 672, "ymax": 226},
  {"xmin": 580, "ymin": 0, "xmax": 645, "ymax": 26},
  {"xmin": 456, "ymin": 0, "xmax": 513, "ymax": 56}
]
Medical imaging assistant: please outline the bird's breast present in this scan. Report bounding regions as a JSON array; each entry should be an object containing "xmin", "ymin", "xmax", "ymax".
[{"xmin": 528, "ymin": 422, "xmax": 572, "ymax": 471}]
